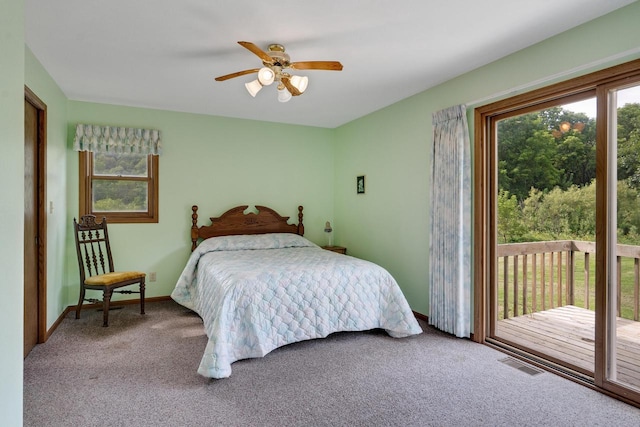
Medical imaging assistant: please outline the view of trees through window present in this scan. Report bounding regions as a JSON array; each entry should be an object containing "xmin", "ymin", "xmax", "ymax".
[
  {"xmin": 497, "ymin": 98, "xmax": 640, "ymax": 245},
  {"xmin": 92, "ymin": 153, "xmax": 149, "ymax": 212},
  {"xmin": 495, "ymin": 88, "xmax": 640, "ymax": 321}
]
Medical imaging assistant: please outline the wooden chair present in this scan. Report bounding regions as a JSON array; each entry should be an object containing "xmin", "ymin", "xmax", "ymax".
[{"xmin": 73, "ymin": 215, "xmax": 146, "ymax": 327}]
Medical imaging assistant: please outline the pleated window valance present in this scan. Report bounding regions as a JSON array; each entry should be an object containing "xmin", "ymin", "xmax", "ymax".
[{"xmin": 72, "ymin": 124, "xmax": 162, "ymax": 156}]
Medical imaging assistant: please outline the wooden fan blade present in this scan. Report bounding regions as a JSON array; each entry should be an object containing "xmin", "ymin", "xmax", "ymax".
[
  {"xmin": 238, "ymin": 41, "xmax": 273, "ymax": 64},
  {"xmin": 281, "ymin": 76, "xmax": 302, "ymax": 96},
  {"xmin": 214, "ymin": 68, "xmax": 260, "ymax": 81},
  {"xmin": 290, "ymin": 61, "xmax": 343, "ymax": 71}
]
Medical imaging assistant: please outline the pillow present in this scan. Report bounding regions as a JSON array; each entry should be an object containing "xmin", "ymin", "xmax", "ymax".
[{"xmin": 197, "ymin": 233, "xmax": 317, "ymax": 253}]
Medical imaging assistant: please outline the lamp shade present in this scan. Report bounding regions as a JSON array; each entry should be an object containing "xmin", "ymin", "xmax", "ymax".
[
  {"xmin": 324, "ymin": 221, "xmax": 333, "ymax": 246},
  {"xmin": 277, "ymin": 87, "xmax": 292, "ymax": 103},
  {"xmin": 290, "ymin": 75, "xmax": 309, "ymax": 93},
  {"xmin": 245, "ymin": 79, "xmax": 262, "ymax": 97},
  {"xmin": 257, "ymin": 67, "xmax": 275, "ymax": 86}
]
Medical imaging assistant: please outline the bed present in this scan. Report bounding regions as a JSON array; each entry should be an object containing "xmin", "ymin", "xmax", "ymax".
[{"xmin": 171, "ymin": 204, "xmax": 422, "ymax": 378}]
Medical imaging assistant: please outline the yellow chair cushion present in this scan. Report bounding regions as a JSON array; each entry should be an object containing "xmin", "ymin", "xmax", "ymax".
[{"xmin": 85, "ymin": 271, "xmax": 146, "ymax": 286}]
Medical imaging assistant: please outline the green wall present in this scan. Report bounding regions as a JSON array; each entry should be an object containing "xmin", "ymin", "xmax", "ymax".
[
  {"xmin": 333, "ymin": 1, "xmax": 640, "ymax": 315},
  {"xmin": 65, "ymin": 103, "xmax": 335, "ymax": 301},
  {"xmin": 24, "ymin": 48, "xmax": 70, "ymax": 328},
  {"xmin": 0, "ymin": 0, "xmax": 24, "ymax": 424}
]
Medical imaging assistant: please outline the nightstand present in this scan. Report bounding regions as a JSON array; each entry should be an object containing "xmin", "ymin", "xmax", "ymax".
[{"xmin": 322, "ymin": 245, "xmax": 347, "ymax": 255}]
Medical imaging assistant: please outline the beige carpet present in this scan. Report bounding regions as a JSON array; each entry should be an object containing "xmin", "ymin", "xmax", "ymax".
[{"xmin": 24, "ymin": 300, "xmax": 640, "ymax": 426}]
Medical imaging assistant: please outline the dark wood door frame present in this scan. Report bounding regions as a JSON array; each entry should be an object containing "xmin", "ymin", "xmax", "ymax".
[{"xmin": 25, "ymin": 85, "xmax": 47, "ymax": 345}]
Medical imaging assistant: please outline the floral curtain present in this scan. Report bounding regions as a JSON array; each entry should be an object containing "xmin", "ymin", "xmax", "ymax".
[
  {"xmin": 428, "ymin": 105, "xmax": 471, "ymax": 338},
  {"xmin": 72, "ymin": 124, "xmax": 162, "ymax": 155}
]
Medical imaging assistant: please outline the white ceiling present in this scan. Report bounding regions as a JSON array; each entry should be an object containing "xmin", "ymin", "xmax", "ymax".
[{"xmin": 25, "ymin": 0, "xmax": 635, "ymax": 128}]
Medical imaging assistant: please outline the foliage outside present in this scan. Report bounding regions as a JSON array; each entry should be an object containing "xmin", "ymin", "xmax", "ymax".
[
  {"xmin": 497, "ymin": 103, "xmax": 640, "ymax": 320},
  {"xmin": 92, "ymin": 153, "xmax": 149, "ymax": 212}
]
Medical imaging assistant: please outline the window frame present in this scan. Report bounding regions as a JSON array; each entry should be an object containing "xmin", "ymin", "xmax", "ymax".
[{"xmin": 79, "ymin": 151, "xmax": 159, "ymax": 223}]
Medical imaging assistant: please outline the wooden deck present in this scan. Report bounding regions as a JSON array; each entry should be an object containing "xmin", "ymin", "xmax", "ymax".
[{"xmin": 495, "ymin": 305, "xmax": 640, "ymax": 389}]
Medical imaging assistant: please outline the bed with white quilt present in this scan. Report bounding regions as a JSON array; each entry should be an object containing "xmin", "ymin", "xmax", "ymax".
[{"xmin": 171, "ymin": 205, "xmax": 422, "ymax": 378}]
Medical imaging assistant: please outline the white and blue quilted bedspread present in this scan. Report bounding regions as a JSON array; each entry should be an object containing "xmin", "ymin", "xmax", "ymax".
[{"xmin": 171, "ymin": 233, "xmax": 422, "ymax": 378}]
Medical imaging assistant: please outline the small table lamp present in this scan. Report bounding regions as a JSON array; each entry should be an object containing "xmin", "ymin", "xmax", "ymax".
[{"xmin": 324, "ymin": 221, "xmax": 333, "ymax": 247}]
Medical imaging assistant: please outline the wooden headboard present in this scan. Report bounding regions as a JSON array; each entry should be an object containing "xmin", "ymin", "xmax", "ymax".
[{"xmin": 191, "ymin": 205, "xmax": 304, "ymax": 251}]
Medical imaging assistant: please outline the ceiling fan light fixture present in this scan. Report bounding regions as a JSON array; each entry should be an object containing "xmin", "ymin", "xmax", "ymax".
[
  {"xmin": 245, "ymin": 79, "xmax": 262, "ymax": 97},
  {"xmin": 290, "ymin": 75, "xmax": 309, "ymax": 93},
  {"xmin": 216, "ymin": 41, "xmax": 342, "ymax": 102},
  {"xmin": 257, "ymin": 67, "xmax": 275, "ymax": 86},
  {"xmin": 277, "ymin": 86, "xmax": 292, "ymax": 103}
]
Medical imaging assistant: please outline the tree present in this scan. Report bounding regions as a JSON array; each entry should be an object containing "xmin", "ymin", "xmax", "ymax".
[
  {"xmin": 555, "ymin": 134, "xmax": 595, "ymax": 188},
  {"xmin": 616, "ymin": 103, "xmax": 640, "ymax": 188},
  {"xmin": 497, "ymin": 113, "xmax": 544, "ymax": 196},
  {"xmin": 495, "ymin": 103, "xmax": 640, "ymax": 244},
  {"xmin": 617, "ymin": 180, "xmax": 640, "ymax": 242},
  {"xmin": 497, "ymin": 190, "xmax": 526, "ymax": 243},
  {"xmin": 497, "ymin": 108, "xmax": 596, "ymax": 201},
  {"xmin": 518, "ymin": 183, "xmax": 595, "ymax": 241},
  {"xmin": 498, "ymin": 125, "xmax": 561, "ymax": 201}
]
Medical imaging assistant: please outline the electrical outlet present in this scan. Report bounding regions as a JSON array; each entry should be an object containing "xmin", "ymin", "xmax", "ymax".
[{"xmin": 149, "ymin": 272, "xmax": 157, "ymax": 282}]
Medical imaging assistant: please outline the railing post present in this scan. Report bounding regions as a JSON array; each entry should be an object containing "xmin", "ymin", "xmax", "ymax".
[
  {"xmin": 541, "ymin": 252, "xmax": 546, "ymax": 311},
  {"xmin": 617, "ymin": 256, "xmax": 622, "ymax": 317},
  {"xmin": 523, "ymin": 254, "xmax": 528, "ymax": 315},
  {"xmin": 635, "ymin": 258, "xmax": 639, "ymax": 321},
  {"xmin": 550, "ymin": 252, "xmax": 555, "ymax": 309},
  {"xmin": 557, "ymin": 251, "xmax": 563, "ymax": 307},
  {"xmin": 567, "ymin": 249, "xmax": 574, "ymax": 305},
  {"xmin": 532, "ymin": 253, "xmax": 537, "ymax": 313},
  {"xmin": 513, "ymin": 255, "xmax": 519, "ymax": 318},
  {"xmin": 584, "ymin": 252, "xmax": 590, "ymax": 310},
  {"xmin": 503, "ymin": 256, "xmax": 509, "ymax": 320}
]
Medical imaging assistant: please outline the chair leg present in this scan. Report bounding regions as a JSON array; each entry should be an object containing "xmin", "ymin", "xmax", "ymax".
[
  {"xmin": 76, "ymin": 286, "xmax": 86, "ymax": 319},
  {"xmin": 140, "ymin": 280, "xmax": 146, "ymax": 315},
  {"xmin": 102, "ymin": 288, "xmax": 113, "ymax": 327}
]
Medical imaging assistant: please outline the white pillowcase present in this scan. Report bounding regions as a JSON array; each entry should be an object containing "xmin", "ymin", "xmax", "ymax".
[{"xmin": 198, "ymin": 233, "xmax": 317, "ymax": 253}]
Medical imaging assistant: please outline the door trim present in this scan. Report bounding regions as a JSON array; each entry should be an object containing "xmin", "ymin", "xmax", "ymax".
[{"xmin": 24, "ymin": 85, "xmax": 47, "ymax": 344}]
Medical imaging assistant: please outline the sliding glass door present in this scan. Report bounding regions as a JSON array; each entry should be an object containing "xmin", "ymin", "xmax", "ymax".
[
  {"xmin": 492, "ymin": 94, "xmax": 597, "ymax": 377},
  {"xmin": 474, "ymin": 59, "xmax": 640, "ymax": 405}
]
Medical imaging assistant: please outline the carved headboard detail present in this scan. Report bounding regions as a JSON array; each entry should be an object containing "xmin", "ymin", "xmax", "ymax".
[{"xmin": 191, "ymin": 205, "xmax": 304, "ymax": 251}]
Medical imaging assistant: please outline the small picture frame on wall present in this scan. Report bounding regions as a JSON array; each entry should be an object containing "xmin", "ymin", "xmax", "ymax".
[{"xmin": 357, "ymin": 175, "xmax": 365, "ymax": 194}]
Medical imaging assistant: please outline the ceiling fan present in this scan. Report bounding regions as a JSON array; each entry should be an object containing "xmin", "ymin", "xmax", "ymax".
[{"xmin": 214, "ymin": 41, "xmax": 343, "ymax": 102}]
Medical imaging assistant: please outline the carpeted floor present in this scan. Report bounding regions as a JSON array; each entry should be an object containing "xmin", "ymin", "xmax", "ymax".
[{"xmin": 24, "ymin": 300, "xmax": 640, "ymax": 426}]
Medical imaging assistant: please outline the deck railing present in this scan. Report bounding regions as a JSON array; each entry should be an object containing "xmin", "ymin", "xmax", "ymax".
[{"xmin": 497, "ymin": 240, "xmax": 640, "ymax": 321}]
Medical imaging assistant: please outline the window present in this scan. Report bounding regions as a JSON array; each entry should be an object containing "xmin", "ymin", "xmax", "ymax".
[
  {"xmin": 79, "ymin": 151, "xmax": 159, "ymax": 223},
  {"xmin": 74, "ymin": 124, "xmax": 162, "ymax": 223}
]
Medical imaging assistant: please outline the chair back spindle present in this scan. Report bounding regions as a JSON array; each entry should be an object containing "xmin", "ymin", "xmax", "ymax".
[{"xmin": 75, "ymin": 215, "xmax": 115, "ymax": 281}]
